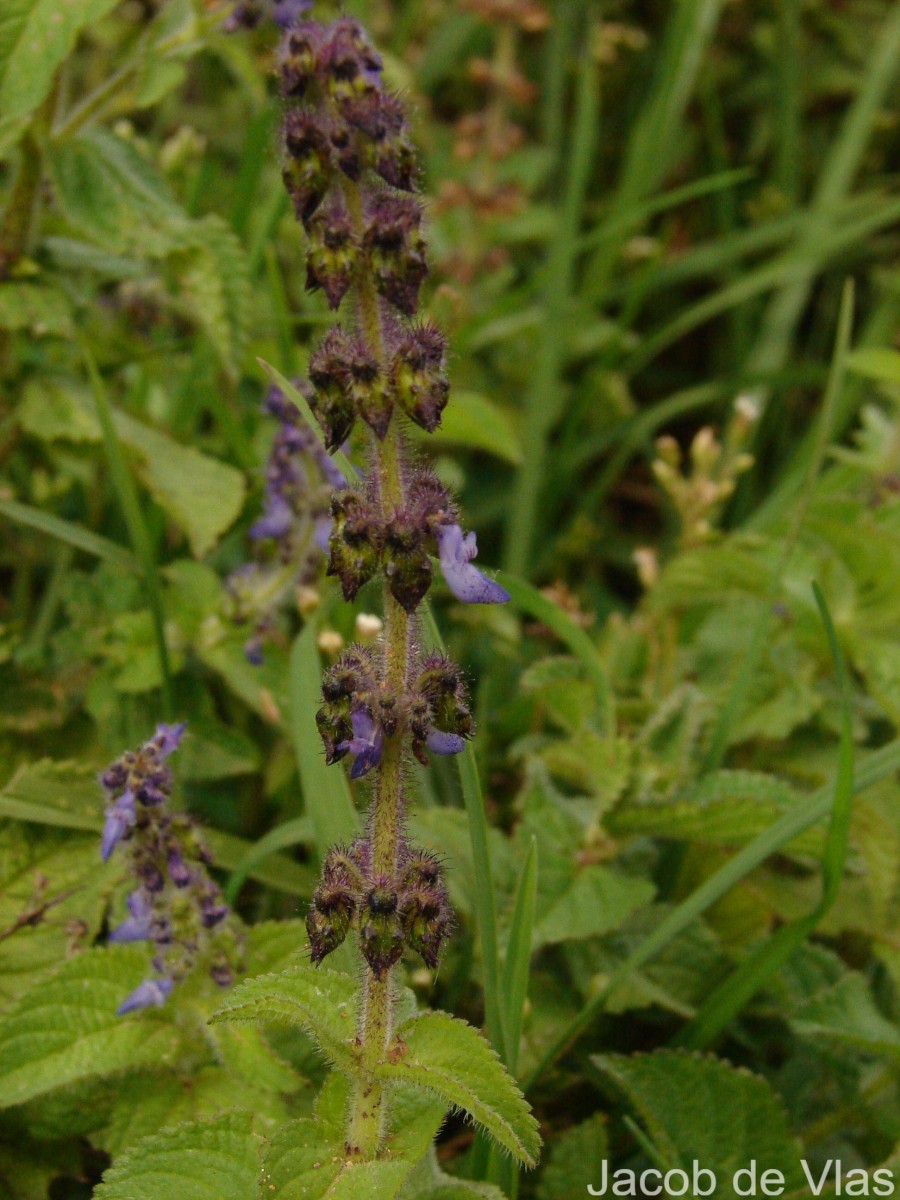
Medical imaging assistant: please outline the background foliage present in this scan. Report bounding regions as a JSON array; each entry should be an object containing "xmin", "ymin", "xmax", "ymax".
[{"xmin": 1, "ymin": 0, "xmax": 900, "ymax": 1196}]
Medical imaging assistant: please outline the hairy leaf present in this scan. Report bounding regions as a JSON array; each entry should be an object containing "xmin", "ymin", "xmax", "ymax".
[
  {"xmin": 377, "ymin": 1012, "xmax": 541, "ymax": 1167},
  {"xmin": 0, "ymin": 946, "xmax": 182, "ymax": 1108},
  {"xmin": 208, "ymin": 966, "xmax": 359, "ymax": 1073},
  {"xmin": 593, "ymin": 1052, "xmax": 803, "ymax": 1194},
  {"xmin": 95, "ymin": 1112, "xmax": 261, "ymax": 1200}
]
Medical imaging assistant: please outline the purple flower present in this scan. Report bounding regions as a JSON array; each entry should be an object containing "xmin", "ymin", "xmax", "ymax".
[
  {"xmin": 155, "ymin": 722, "xmax": 187, "ymax": 759},
  {"xmin": 101, "ymin": 790, "xmax": 136, "ymax": 862},
  {"xmin": 250, "ymin": 492, "xmax": 295, "ymax": 541},
  {"xmin": 273, "ymin": 0, "xmax": 313, "ymax": 28},
  {"xmin": 109, "ymin": 890, "xmax": 154, "ymax": 944},
  {"xmin": 425, "ymin": 729, "xmax": 466, "ymax": 756},
  {"xmin": 339, "ymin": 709, "xmax": 384, "ymax": 779},
  {"xmin": 436, "ymin": 524, "xmax": 510, "ymax": 605},
  {"xmin": 117, "ymin": 975, "xmax": 175, "ymax": 1015}
]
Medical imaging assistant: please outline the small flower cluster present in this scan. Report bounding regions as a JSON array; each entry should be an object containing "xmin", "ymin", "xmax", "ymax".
[
  {"xmin": 308, "ymin": 839, "xmax": 452, "ymax": 977},
  {"xmin": 327, "ymin": 466, "xmax": 507, "ymax": 612},
  {"xmin": 226, "ymin": 383, "xmax": 342, "ymax": 664},
  {"xmin": 100, "ymin": 723, "xmax": 241, "ymax": 1014},
  {"xmin": 224, "ymin": 0, "xmax": 310, "ymax": 33},
  {"xmin": 317, "ymin": 646, "xmax": 473, "ymax": 778}
]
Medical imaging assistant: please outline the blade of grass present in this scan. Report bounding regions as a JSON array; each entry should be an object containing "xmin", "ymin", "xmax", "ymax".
[
  {"xmin": 289, "ymin": 624, "xmax": 359, "ymax": 859},
  {"xmin": 495, "ymin": 836, "xmax": 538, "ymax": 1199},
  {"xmin": 503, "ymin": 9, "xmax": 600, "ymax": 577},
  {"xmin": 0, "ymin": 499, "xmax": 139, "ymax": 572},
  {"xmin": 674, "ymin": 581, "xmax": 855, "ymax": 1048},
  {"xmin": 583, "ymin": 0, "xmax": 725, "ymax": 301},
  {"xmin": 422, "ymin": 602, "xmax": 508, "ymax": 1065},
  {"xmin": 502, "ymin": 836, "xmax": 538, "ymax": 1077},
  {"xmin": 224, "ymin": 816, "xmax": 313, "ymax": 905},
  {"xmin": 621, "ymin": 199, "xmax": 900, "ymax": 378},
  {"xmin": 524, "ymin": 734, "xmax": 900, "ymax": 1092},
  {"xmin": 699, "ymin": 280, "xmax": 854, "ymax": 774},
  {"xmin": 82, "ymin": 346, "xmax": 173, "ymax": 718},
  {"xmin": 742, "ymin": 4, "xmax": 900, "ymax": 396},
  {"xmin": 494, "ymin": 570, "xmax": 613, "ymax": 732}
]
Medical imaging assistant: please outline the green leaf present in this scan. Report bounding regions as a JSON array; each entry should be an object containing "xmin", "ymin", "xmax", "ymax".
[
  {"xmin": 0, "ymin": 282, "xmax": 73, "ymax": 337},
  {"xmin": 0, "ymin": 0, "xmax": 121, "ymax": 145},
  {"xmin": 845, "ymin": 346, "xmax": 900, "ymax": 386},
  {"xmin": 114, "ymin": 407, "xmax": 246, "ymax": 559},
  {"xmin": 0, "ymin": 825, "xmax": 113, "ymax": 1006},
  {"xmin": 592, "ymin": 1052, "xmax": 804, "ymax": 1194},
  {"xmin": 791, "ymin": 974, "xmax": 900, "ymax": 1058},
  {"xmin": 208, "ymin": 965, "xmax": 359, "ymax": 1073},
  {"xmin": 0, "ymin": 946, "xmax": 182, "ymax": 1108},
  {"xmin": 536, "ymin": 1114, "xmax": 607, "ymax": 1200},
  {"xmin": 94, "ymin": 1112, "xmax": 261, "ymax": 1200},
  {"xmin": 376, "ymin": 1012, "xmax": 541, "ymax": 1167},
  {"xmin": 533, "ymin": 868, "xmax": 655, "ymax": 950},
  {"xmin": 171, "ymin": 216, "xmax": 251, "ymax": 379},
  {"xmin": 502, "ymin": 837, "xmax": 537, "ymax": 1075}
]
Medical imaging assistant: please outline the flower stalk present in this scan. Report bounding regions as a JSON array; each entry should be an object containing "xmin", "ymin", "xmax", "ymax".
[{"xmin": 270, "ymin": 10, "xmax": 508, "ymax": 1160}]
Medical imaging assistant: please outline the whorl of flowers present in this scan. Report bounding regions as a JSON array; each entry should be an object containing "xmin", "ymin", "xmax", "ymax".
[
  {"xmin": 100, "ymin": 723, "xmax": 241, "ymax": 1014},
  {"xmin": 226, "ymin": 383, "xmax": 343, "ymax": 664},
  {"xmin": 274, "ymin": 15, "xmax": 509, "ymax": 984}
]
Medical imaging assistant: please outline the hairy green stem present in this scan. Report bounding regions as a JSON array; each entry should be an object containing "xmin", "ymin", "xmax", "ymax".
[{"xmin": 344, "ymin": 181, "xmax": 409, "ymax": 1159}]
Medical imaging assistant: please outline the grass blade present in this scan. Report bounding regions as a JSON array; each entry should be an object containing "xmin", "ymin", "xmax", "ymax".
[
  {"xmin": 674, "ymin": 582, "xmax": 855, "ymax": 1048},
  {"xmin": 422, "ymin": 602, "xmax": 508, "ymax": 1064},
  {"xmin": 224, "ymin": 816, "xmax": 313, "ymax": 905},
  {"xmin": 82, "ymin": 346, "xmax": 173, "ymax": 718},
  {"xmin": 0, "ymin": 498, "xmax": 139, "ymax": 572}
]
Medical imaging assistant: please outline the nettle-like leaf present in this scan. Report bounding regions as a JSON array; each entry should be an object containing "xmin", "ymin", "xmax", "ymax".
[
  {"xmin": 95, "ymin": 1112, "xmax": 262, "ymax": 1200},
  {"xmin": 791, "ymin": 973, "xmax": 900, "ymax": 1058},
  {"xmin": 608, "ymin": 769, "xmax": 823, "ymax": 856},
  {"xmin": 0, "ymin": 282, "xmax": 74, "ymax": 338},
  {"xmin": 17, "ymin": 378, "xmax": 246, "ymax": 557},
  {"xmin": 536, "ymin": 1113, "xmax": 607, "ymax": 1200},
  {"xmin": 0, "ymin": 0, "xmax": 120, "ymax": 148},
  {"xmin": 261, "ymin": 1075, "xmax": 445, "ymax": 1200},
  {"xmin": 48, "ymin": 130, "xmax": 251, "ymax": 376},
  {"xmin": 0, "ymin": 824, "xmax": 113, "ymax": 1007},
  {"xmin": 376, "ymin": 1012, "xmax": 541, "ymax": 1168},
  {"xmin": 209, "ymin": 965, "xmax": 359, "ymax": 1073},
  {"xmin": 533, "ymin": 868, "xmax": 655, "ymax": 950},
  {"xmin": 0, "ymin": 945, "xmax": 182, "ymax": 1108},
  {"xmin": 399, "ymin": 1150, "xmax": 506, "ymax": 1200},
  {"xmin": 592, "ymin": 1052, "xmax": 804, "ymax": 1196}
]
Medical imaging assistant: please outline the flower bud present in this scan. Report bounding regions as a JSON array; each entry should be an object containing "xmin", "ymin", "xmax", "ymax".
[
  {"xmin": 279, "ymin": 22, "xmax": 324, "ymax": 98},
  {"xmin": 364, "ymin": 195, "xmax": 428, "ymax": 316},
  {"xmin": 416, "ymin": 652, "xmax": 474, "ymax": 739},
  {"xmin": 308, "ymin": 328, "xmax": 359, "ymax": 448},
  {"xmin": 383, "ymin": 513, "xmax": 432, "ymax": 613},
  {"xmin": 282, "ymin": 111, "xmax": 331, "ymax": 222},
  {"xmin": 391, "ymin": 324, "xmax": 449, "ymax": 432},
  {"xmin": 321, "ymin": 19, "xmax": 383, "ymax": 111},
  {"xmin": 305, "ymin": 200, "xmax": 357, "ymax": 309},
  {"xmin": 327, "ymin": 489, "xmax": 384, "ymax": 600},
  {"xmin": 359, "ymin": 882, "xmax": 404, "ymax": 978}
]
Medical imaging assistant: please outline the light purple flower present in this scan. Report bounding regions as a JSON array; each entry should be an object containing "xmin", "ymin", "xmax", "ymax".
[
  {"xmin": 425, "ymin": 729, "xmax": 466, "ymax": 756},
  {"xmin": 101, "ymin": 790, "xmax": 136, "ymax": 862},
  {"xmin": 339, "ymin": 709, "xmax": 384, "ymax": 779},
  {"xmin": 436, "ymin": 524, "xmax": 510, "ymax": 605},
  {"xmin": 273, "ymin": 0, "xmax": 313, "ymax": 28},
  {"xmin": 251, "ymin": 492, "xmax": 294, "ymax": 541},
  {"xmin": 314, "ymin": 514, "xmax": 333, "ymax": 552},
  {"xmin": 109, "ymin": 890, "xmax": 154, "ymax": 943},
  {"xmin": 155, "ymin": 722, "xmax": 187, "ymax": 759},
  {"xmin": 117, "ymin": 975, "xmax": 174, "ymax": 1015}
]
